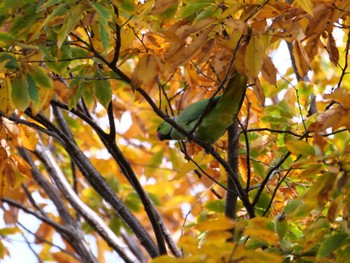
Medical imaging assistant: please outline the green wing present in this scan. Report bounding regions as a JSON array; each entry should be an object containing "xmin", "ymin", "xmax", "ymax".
[
  {"xmin": 196, "ymin": 73, "xmax": 247, "ymax": 143},
  {"xmin": 176, "ymin": 96, "xmax": 221, "ymax": 124}
]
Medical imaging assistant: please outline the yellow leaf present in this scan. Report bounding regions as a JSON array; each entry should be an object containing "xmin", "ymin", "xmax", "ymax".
[
  {"xmin": 31, "ymin": 86, "xmax": 55, "ymax": 115},
  {"xmin": 245, "ymin": 217, "xmax": 279, "ymax": 246},
  {"xmin": 172, "ymin": 151, "xmax": 213, "ymax": 180},
  {"xmin": 293, "ymin": 40, "xmax": 311, "ymax": 78},
  {"xmin": 10, "ymin": 155, "xmax": 32, "ymax": 178},
  {"xmin": 152, "ymin": 255, "xmax": 183, "ymax": 263},
  {"xmin": 245, "ymin": 35, "xmax": 264, "ymax": 78},
  {"xmin": 19, "ymin": 125, "xmax": 39, "ymax": 151},
  {"xmin": 286, "ymin": 140, "xmax": 315, "ymax": 156},
  {"xmin": 195, "ymin": 216, "xmax": 235, "ymax": 232},
  {"xmin": 295, "ymin": 0, "xmax": 313, "ymax": 15}
]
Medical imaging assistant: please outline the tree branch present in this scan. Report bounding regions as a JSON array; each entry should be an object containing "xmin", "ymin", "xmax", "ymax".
[
  {"xmin": 225, "ymin": 119, "xmax": 240, "ymax": 220},
  {"xmin": 35, "ymin": 143, "xmax": 139, "ymax": 263}
]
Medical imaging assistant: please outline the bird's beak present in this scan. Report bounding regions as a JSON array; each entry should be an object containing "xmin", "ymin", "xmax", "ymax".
[{"xmin": 157, "ymin": 131, "xmax": 164, "ymax": 141}]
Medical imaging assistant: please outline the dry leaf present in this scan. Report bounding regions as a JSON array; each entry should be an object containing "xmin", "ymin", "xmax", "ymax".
[
  {"xmin": 293, "ymin": 40, "xmax": 310, "ymax": 77},
  {"xmin": 262, "ymin": 55, "xmax": 277, "ymax": 85}
]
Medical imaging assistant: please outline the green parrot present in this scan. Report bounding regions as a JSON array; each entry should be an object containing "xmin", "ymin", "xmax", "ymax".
[{"xmin": 157, "ymin": 72, "xmax": 247, "ymax": 144}]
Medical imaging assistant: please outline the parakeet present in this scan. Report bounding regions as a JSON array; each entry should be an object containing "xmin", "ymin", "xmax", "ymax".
[{"xmin": 157, "ymin": 72, "xmax": 247, "ymax": 144}]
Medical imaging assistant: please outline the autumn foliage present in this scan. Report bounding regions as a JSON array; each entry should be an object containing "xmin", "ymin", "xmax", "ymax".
[{"xmin": 0, "ymin": 0, "xmax": 350, "ymax": 262}]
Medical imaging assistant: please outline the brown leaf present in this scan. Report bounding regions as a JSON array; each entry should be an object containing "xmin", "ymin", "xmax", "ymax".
[
  {"xmin": 165, "ymin": 25, "xmax": 215, "ymax": 66},
  {"xmin": 176, "ymin": 18, "xmax": 216, "ymax": 39},
  {"xmin": 261, "ymin": 55, "xmax": 277, "ymax": 85},
  {"xmin": 305, "ymin": 5, "xmax": 331, "ymax": 39},
  {"xmin": 149, "ymin": 0, "xmax": 178, "ymax": 15},
  {"xmin": 308, "ymin": 105, "xmax": 350, "ymax": 133},
  {"xmin": 293, "ymin": 40, "xmax": 310, "ymax": 77},
  {"xmin": 252, "ymin": 78, "xmax": 265, "ymax": 107},
  {"xmin": 304, "ymin": 37, "xmax": 321, "ymax": 63},
  {"xmin": 326, "ymin": 31, "xmax": 339, "ymax": 65}
]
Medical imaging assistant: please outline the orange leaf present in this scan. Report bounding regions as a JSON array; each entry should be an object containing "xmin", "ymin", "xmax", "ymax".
[
  {"xmin": 324, "ymin": 88, "xmax": 350, "ymax": 109},
  {"xmin": 0, "ymin": 160, "xmax": 9, "ymax": 197},
  {"xmin": 131, "ymin": 54, "xmax": 157, "ymax": 90}
]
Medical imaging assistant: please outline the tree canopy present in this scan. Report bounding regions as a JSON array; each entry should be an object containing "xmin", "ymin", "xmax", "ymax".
[{"xmin": 0, "ymin": 0, "xmax": 350, "ymax": 262}]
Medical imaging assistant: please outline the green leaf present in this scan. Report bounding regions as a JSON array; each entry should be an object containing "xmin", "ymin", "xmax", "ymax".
[
  {"xmin": 0, "ymin": 53, "xmax": 18, "ymax": 70},
  {"xmin": 30, "ymin": 67, "xmax": 54, "ymax": 89},
  {"xmin": 124, "ymin": 192, "xmax": 141, "ymax": 212},
  {"xmin": 118, "ymin": 0, "xmax": 137, "ymax": 14},
  {"xmin": 9, "ymin": 4, "xmax": 37, "ymax": 38},
  {"xmin": 274, "ymin": 214, "xmax": 288, "ymax": 239},
  {"xmin": 317, "ymin": 233, "xmax": 348, "ymax": 260},
  {"xmin": 284, "ymin": 199, "xmax": 303, "ymax": 216},
  {"xmin": 93, "ymin": 2, "xmax": 112, "ymax": 51},
  {"xmin": 180, "ymin": 1, "xmax": 215, "ymax": 19},
  {"xmin": 205, "ymin": 200, "xmax": 225, "ymax": 213},
  {"xmin": 26, "ymin": 74, "xmax": 40, "ymax": 107},
  {"xmin": 12, "ymin": 75, "xmax": 30, "ymax": 111},
  {"xmin": 57, "ymin": 3, "xmax": 84, "ymax": 49},
  {"xmin": 0, "ymin": 32, "xmax": 15, "ymax": 45},
  {"xmin": 93, "ymin": 79, "xmax": 112, "ymax": 109}
]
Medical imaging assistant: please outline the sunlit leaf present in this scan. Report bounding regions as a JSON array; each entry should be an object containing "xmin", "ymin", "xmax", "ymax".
[
  {"xmin": 195, "ymin": 216, "xmax": 235, "ymax": 232},
  {"xmin": 245, "ymin": 35, "xmax": 264, "ymax": 77},
  {"xmin": 295, "ymin": 0, "xmax": 313, "ymax": 15},
  {"xmin": 19, "ymin": 125, "xmax": 39, "ymax": 151}
]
